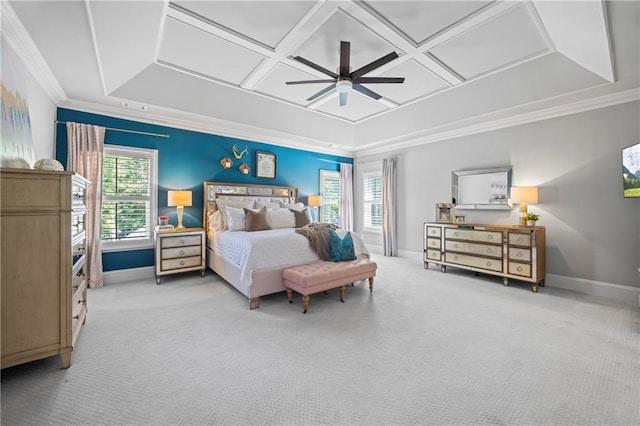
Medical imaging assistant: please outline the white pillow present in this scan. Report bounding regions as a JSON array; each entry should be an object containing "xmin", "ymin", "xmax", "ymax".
[
  {"xmin": 267, "ymin": 208, "xmax": 295, "ymax": 229},
  {"xmin": 278, "ymin": 201, "xmax": 305, "ymax": 210},
  {"xmin": 255, "ymin": 200, "xmax": 282, "ymax": 209},
  {"xmin": 208, "ymin": 210, "xmax": 223, "ymax": 232},
  {"xmin": 225, "ymin": 206, "xmax": 248, "ymax": 231},
  {"xmin": 216, "ymin": 199, "xmax": 255, "ymax": 229}
]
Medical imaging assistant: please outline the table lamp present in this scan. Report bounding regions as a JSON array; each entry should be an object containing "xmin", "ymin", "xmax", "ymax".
[
  {"xmin": 167, "ymin": 190, "xmax": 192, "ymax": 230},
  {"xmin": 510, "ymin": 186, "xmax": 538, "ymax": 226},
  {"xmin": 307, "ymin": 195, "xmax": 322, "ymax": 223}
]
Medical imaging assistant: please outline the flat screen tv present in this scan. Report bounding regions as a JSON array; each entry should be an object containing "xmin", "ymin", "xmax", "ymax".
[{"xmin": 622, "ymin": 142, "xmax": 640, "ymax": 198}]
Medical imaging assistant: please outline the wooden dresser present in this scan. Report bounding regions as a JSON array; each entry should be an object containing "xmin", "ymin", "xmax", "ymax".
[
  {"xmin": 1, "ymin": 168, "xmax": 89, "ymax": 369},
  {"xmin": 153, "ymin": 227, "xmax": 206, "ymax": 284},
  {"xmin": 424, "ymin": 222, "xmax": 546, "ymax": 292}
]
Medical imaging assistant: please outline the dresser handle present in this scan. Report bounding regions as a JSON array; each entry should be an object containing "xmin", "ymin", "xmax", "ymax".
[
  {"xmin": 517, "ymin": 237, "xmax": 523, "ymax": 243},
  {"xmin": 517, "ymin": 252, "xmax": 522, "ymax": 257},
  {"xmin": 487, "ymin": 248, "xmax": 492, "ymax": 254},
  {"xmin": 179, "ymin": 239, "xmax": 185, "ymax": 244},
  {"xmin": 180, "ymin": 260, "xmax": 185, "ymax": 266},
  {"xmin": 486, "ymin": 261, "xmax": 492, "ymax": 267},
  {"xmin": 454, "ymin": 256, "xmax": 459, "ymax": 260},
  {"xmin": 73, "ymin": 315, "xmax": 79, "ymax": 320},
  {"xmin": 517, "ymin": 266, "xmax": 523, "ymax": 272},
  {"xmin": 488, "ymin": 235, "xmax": 493, "ymax": 240},
  {"xmin": 454, "ymin": 231, "xmax": 459, "ymax": 236},
  {"xmin": 453, "ymin": 244, "xmax": 458, "ymax": 248},
  {"xmin": 78, "ymin": 299, "xmax": 84, "ymax": 304},
  {"xmin": 179, "ymin": 250, "xmax": 185, "ymax": 255}
]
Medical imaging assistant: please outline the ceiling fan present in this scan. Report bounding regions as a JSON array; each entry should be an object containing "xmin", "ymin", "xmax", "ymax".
[{"xmin": 286, "ymin": 41, "xmax": 405, "ymax": 107}]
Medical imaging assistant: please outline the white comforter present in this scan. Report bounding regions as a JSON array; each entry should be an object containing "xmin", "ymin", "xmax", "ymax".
[{"xmin": 208, "ymin": 228, "xmax": 369, "ymax": 284}]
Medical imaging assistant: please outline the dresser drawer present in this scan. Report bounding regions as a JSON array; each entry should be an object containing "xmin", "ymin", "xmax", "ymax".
[
  {"xmin": 508, "ymin": 247, "xmax": 531, "ymax": 262},
  {"xmin": 161, "ymin": 255, "xmax": 203, "ymax": 271},
  {"xmin": 445, "ymin": 240, "xmax": 502, "ymax": 258},
  {"xmin": 72, "ymin": 280, "xmax": 87, "ymax": 318},
  {"xmin": 508, "ymin": 232, "xmax": 532, "ymax": 246},
  {"xmin": 426, "ymin": 249, "xmax": 441, "ymax": 261},
  {"xmin": 445, "ymin": 252, "xmax": 503, "ymax": 272},
  {"xmin": 426, "ymin": 238, "xmax": 441, "ymax": 249},
  {"xmin": 445, "ymin": 228, "xmax": 502, "ymax": 244},
  {"xmin": 162, "ymin": 245, "xmax": 201, "ymax": 260},
  {"xmin": 161, "ymin": 235, "xmax": 202, "ymax": 248},
  {"xmin": 508, "ymin": 262, "xmax": 532, "ymax": 277},
  {"xmin": 426, "ymin": 226, "xmax": 441, "ymax": 237}
]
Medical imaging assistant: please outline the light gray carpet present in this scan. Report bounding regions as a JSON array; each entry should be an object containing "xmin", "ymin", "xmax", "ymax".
[{"xmin": 2, "ymin": 254, "xmax": 639, "ymax": 425}]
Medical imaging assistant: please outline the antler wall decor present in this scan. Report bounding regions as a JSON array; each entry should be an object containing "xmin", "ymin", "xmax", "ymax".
[{"xmin": 232, "ymin": 144, "xmax": 248, "ymax": 159}]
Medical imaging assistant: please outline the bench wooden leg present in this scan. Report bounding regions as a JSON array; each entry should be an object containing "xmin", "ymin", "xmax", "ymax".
[
  {"xmin": 339, "ymin": 285, "xmax": 345, "ymax": 302},
  {"xmin": 286, "ymin": 289, "xmax": 293, "ymax": 303},
  {"xmin": 302, "ymin": 295, "xmax": 309, "ymax": 314},
  {"xmin": 369, "ymin": 277, "xmax": 374, "ymax": 292}
]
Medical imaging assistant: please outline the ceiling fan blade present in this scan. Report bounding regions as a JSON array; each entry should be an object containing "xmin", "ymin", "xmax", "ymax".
[
  {"xmin": 339, "ymin": 41, "xmax": 350, "ymax": 77},
  {"xmin": 339, "ymin": 92, "xmax": 348, "ymax": 107},
  {"xmin": 353, "ymin": 77, "xmax": 405, "ymax": 84},
  {"xmin": 350, "ymin": 52, "xmax": 399, "ymax": 79},
  {"xmin": 292, "ymin": 56, "xmax": 338, "ymax": 79},
  {"xmin": 286, "ymin": 79, "xmax": 336, "ymax": 85},
  {"xmin": 352, "ymin": 83, "xmax": 382, "ymax": 100},
  {"xmin": 306, "ymin": 83, "xmax": 336, "ymax": 102}
]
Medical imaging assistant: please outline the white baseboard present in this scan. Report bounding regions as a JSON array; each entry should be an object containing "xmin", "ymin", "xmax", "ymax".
[
  {"xmin": 397, "ymin": 249, "xmax": 640, "ymax": 306},
  {"xmin": 103, "ymin": 266, "xmax": 154, "ymax": 284}
]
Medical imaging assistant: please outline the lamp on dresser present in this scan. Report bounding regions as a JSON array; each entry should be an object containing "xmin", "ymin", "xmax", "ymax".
[
  {"xmin": 511, "ymin": 186, "xmax": 538, "ymax": 226},
  {"xmin": 167, "ymin": 190, "xmax": 192, "ymax": 230},
  {"xmin": 307, "ymin": 195, "xmax": 322, "ymax": 222}
]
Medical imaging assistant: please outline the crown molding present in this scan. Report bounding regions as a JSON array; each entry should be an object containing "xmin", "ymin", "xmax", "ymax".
[
  {"xmin": 1, "ymin": 2, "xmax": 67, "ymax": 104},
  {"xmin": 59, "ymin": 98, "xmax": 355, "ymax": 158},
  {"xmin": 354, "ymin": 88, "xmax": 640, "ymax": 157}
]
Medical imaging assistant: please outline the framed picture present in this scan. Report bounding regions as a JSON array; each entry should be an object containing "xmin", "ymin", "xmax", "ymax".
[
  {"xmin": 454, "ymin": 215, "xmax": 467, "ymax": 224},
  {"xmin": 256, "ymin": 151, "xmax": 276, "ymax": 179},
  {"xmin": 436, "ymin": 202, "xmax": 453, "ymax": 223}
]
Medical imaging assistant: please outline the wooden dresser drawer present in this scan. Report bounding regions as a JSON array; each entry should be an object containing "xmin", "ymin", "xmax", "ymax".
[
  {"xmin": 426, "ymin": 238, "xmax": 441, "ymax": 249},
  {"xmin": 426, "ymin": 249, "xmax": 441, "ymax": 261},
  {"xmin": 508, "ymin": 247, "xmax": 531, "ymax": 262},
  {"xmin": 445, "ymin": 228, "xmax": 502, "ymax": 244},
  {"xmin": 445, "ymin": 240, "xmax": 501, "ymax": 258},
  {"xmin": 162, "ymin": 245, "xmax": 201, "ymax": 260},
  {"xmin": 445, "ymin": 252, "xmax": 503, "ymax": 272},
  {"xmin": 508, "ymin": 262, "xmax": 532, "ymax": 277},
  {"xmin": 161, "ymin": 235, "xmax": 202, "ymax": 248},
  {"xmin": 161, "ymin": 255, "xmax": 203, "ymax": 271},
  {"xmin": 426, "ymin": 226, "xmax": 441, "ymax": 237},
  {"xmin": 508, "ymin": 232, "xmax": 532, "ymax": 246}
]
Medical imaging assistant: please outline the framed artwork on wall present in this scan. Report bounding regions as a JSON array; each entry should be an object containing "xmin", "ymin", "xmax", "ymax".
[
  {"xmin": 256, "ymin": 151, "xmax": 276, "ymax": 179},
  {"xmin": 454, "ymin": 215, "xmax": 467, "ymax": 224},
  {"xmin": 436, "ymin": 202, "xmax": 453, "ymax": 223}
]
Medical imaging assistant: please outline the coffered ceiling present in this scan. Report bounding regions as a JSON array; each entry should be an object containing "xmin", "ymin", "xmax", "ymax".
[{"xmin": 5, "ymin": 1, "xmax": 639, "ymax": 155}]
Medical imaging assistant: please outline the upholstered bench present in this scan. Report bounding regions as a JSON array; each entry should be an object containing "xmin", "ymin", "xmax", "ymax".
[{"xmin": 282, "ymin": 259, "xmax": 377, "ymax": 313}]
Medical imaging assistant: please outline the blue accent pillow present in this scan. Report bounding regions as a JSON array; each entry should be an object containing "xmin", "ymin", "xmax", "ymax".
[{"xmin": 329, "ymin": 230, "xmax": 356, "ymax": 262}]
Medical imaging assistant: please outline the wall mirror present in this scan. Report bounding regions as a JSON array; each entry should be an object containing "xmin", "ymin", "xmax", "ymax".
[{"xmin": 452, "ymin": 166, "xmax": 513, "ymax": 210}]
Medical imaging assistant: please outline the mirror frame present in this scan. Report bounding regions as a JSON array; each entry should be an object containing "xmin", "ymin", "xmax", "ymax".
[{"xmin": 452, "ymin": 166, "xmax": 513, "ymax": 210}]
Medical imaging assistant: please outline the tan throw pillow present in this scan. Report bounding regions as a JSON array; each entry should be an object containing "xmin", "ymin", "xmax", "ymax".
[
  {"xmin": 244, "ymin": 206, "xmax": 271, "ymax": 232},
  {"xmin": 289, "ymin": 208, "xmax": 311, "ymax": 228}
]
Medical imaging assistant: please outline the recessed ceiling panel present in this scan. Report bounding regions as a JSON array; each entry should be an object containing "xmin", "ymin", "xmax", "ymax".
[
  {"xmin": 292, "ymin": 10, "xmax": 400, "ymax": 75},
  {"xmin": 316, "ymin": 92, "xmax": 388, "ymax": 122},
  {"xmin": 429, "ymin": 3, "xmax": 549, "ymax": 80},
  {"xmin": 367, "ymin": 59, "xmax": 449, "ymax": 104},
  {"xmin": 254, "ymin": 63, "xmax": 328, "ymax": 105},
  {"xmin": 173, "ymin": 1, "xmax": 318, "ymax": 49},
  {"xmin": 362, "ymin": 0, "xmax": 493, "ymax": 45},
  {"xmin": 159, "ymin": 17, "xmax": 266, "ymax": 85}
]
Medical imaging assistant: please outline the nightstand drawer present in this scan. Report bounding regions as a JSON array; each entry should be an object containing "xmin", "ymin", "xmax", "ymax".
[
  {"xmin": 426, "ymin": 226, "xmax": 441, "ymax": 237},
  {"xmin": 508, "ymin": 262, "xmax": 531, "ymax": 277},
  {"xmin": 161, "ymin": 255, "xmax": 203, "ymax": 271},
  {"xmin": 162, "ymin": 245, "xmax": 201, "ymax": 260},
  {"xmin": 426, "ymin": 238, "xmax": 441, "ymax": 249},
  {"xmin": 426, "ymin": 249, "xmax": 441, "ymax": 261},
  {"xmin": 508, "ymin": 247, "xmax": 531, "ymax": 262},
  {"xmin": 161, "ymin": 235, "xmax": 202, "ymax": 248},
  {"xmin": 508, "ymin": 232, "xmax": 531, "ymax": 246}
]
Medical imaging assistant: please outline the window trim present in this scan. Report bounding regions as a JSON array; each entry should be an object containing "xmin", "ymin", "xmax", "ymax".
[
  {"xmin": 319, "ymin": 169, "xmax": 341, "ymax": 225},
  {"xmin": 101, "ymin": 144, "xmax": 158, "ymax": 252},
  {"xmin": 363, "ymin": 171, "xmax": 383, "ymax": 233}
]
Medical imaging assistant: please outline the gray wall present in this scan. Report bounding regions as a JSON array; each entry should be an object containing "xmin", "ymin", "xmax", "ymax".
[{"xmin": 356, "ymin": 101, "xmax": 640, "ymax": 290}]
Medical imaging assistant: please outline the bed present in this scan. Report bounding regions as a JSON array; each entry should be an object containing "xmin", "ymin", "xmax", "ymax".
[{"xmin": 203, "ymin": 182, "xmax": 369, "ymax": 309}]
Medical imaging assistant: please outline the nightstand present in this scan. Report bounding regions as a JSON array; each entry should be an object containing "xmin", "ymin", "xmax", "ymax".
[{"xmin": 153, "ymin": 227, "xmax": 206, "ymax": 284}]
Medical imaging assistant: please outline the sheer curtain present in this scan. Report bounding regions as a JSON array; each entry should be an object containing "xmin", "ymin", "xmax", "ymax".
[
  {"xmin": 339, "ymin": 163, "xmax": 354, "ymax": 231},
  {"xmin": 67, "ymin": 122, "xmax": 105, "ymax": 288},
  {"xmin": 382, "ymin": 157, "xmax": 397, "ymax": 256}
]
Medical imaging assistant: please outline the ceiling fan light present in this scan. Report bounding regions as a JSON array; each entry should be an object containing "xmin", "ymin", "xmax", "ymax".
[{"xmin": 336, "ymin": 80, "xmax": 352, "ymax": 93}]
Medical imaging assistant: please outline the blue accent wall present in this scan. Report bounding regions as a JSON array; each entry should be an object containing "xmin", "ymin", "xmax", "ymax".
[{"xmin": 56, "ymin": 108, "xmax": 352, "ymax": 272}]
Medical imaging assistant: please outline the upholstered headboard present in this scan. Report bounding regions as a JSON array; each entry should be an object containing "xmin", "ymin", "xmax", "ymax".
[{"xmin": 202, "ymin": 181, "xmax": 298, "ymax": 231}]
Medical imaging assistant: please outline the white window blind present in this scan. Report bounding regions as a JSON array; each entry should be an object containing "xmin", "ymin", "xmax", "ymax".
[
  {"xmin": 364, "ymin": 172, "xmax": 383, "ymax": 229},
  {"xmin": 320, "ymin": 170, "xmax": 341, "ymax": 225},
  {"xmin": 101, "ymin": 145, "xmax": 157, "ymax": 251}
]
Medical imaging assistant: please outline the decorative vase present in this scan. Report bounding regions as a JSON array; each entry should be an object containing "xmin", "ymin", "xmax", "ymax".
[{"xmin": 528, "ymin": 220, "xmax": 537, "ymax": 227}]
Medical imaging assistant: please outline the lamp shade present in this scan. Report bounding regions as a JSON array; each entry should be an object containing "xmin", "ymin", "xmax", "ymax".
[
  {"xmin": 510, "ymin": 186, "xmax": 538, "ymax": 204},
  {"xmin": 167, "ymin": 190, "xmax": 192, "ymax": 207},
  {"xmin": 307, "ymin": 195, "xmax": 322, "ymax": 207}
]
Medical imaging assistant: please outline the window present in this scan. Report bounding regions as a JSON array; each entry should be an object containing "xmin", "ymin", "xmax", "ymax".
[
  {"xmin": 320, "ymin": 170, "xmax": 341, "ymax": 225},
  {"xmin": 363, "ymin": 172, "xmax": 383, "ymax": 229},
  {"xmin": 101, "ymin": 145, "xmax": 157, "ymax": 251}
]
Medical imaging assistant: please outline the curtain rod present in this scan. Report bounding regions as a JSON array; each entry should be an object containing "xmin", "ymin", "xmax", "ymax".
[
  {"xmin": 318, "ymin": 158, "xmax": 350, "ymax": 165},
  {"xmin": 56, "ymin": 121, "xmax": 170, "ymax": 138}
]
